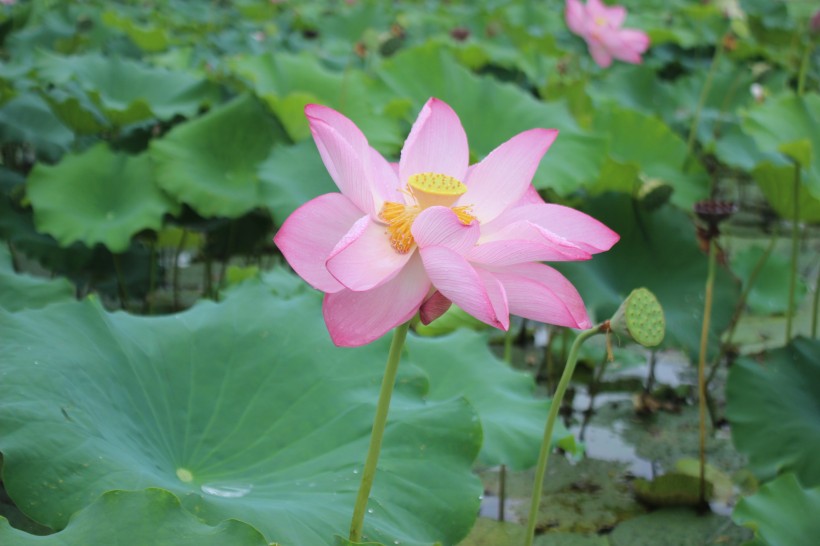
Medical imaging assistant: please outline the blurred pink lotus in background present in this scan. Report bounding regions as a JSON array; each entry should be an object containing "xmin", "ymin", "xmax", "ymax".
[
  {"xmin": 566, "ymin": 0, "xmax": 650, "ymax": 68},
  {"xmin": 274, "ymin": 98, "xmax": 618, "ymax": 346}
]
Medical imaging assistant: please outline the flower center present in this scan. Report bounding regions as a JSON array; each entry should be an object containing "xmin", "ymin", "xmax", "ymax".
[
  {"xmin": 594, "ymin": 16, "xmax": 607, "ymax": 26},
  {"xmin": 380, "ymin": 172, "xmax": 475, "ymax": 254}
]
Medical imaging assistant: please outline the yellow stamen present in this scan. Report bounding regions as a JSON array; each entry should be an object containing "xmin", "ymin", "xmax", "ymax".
[
  {"xmin": 451, "ymin": 205, "xmax": 476, "ymax": 225},
  {"xmin": 594, "ymin": 16, "xmax": 607, "ymax": 26},
  {"xmin": 381, "ymin": 202, "xmax": 420, "ymax": 254},
  {"xmin": 380, "ymin": 172, "xmax": 475, "ymax": 254}
]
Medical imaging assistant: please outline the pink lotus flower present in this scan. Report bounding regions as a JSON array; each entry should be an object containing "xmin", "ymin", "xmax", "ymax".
[
  {"xmin": 565, "ymin": 0, "xmax": 650, "ymax": 68},
  {"xmin": 274, "ymin": 98, "xmax": 618, "ymax": 347}
]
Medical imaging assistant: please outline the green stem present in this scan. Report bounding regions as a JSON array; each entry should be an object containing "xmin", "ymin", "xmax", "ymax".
[
  {"xmin": 349, "ymin": 321, "xmax": 411, "ymax": 542},
  {"xmin": 498, "ymin": 464, "xmax": 507, "ymax": 522},
  {"xmin": 697, "ymin": 238, "xmax": 718, "ymax": 507},
  {"xmin": 812, "ymin": 269, "xmax": 819, "ymax": 338},
  {"xmin": 706, "ymin": 231, "xmax": 777, "ymax": 387},
  {"xmin": 786, "ymin": 162, "xmax": 801, "ymax": 341},
  {"xmin": 112, "ymin": 253, "xmax": 130, "ymax": 312},
  {"xmin": 147, "ymin": 239, "xmax": 157, "ymax": 315},
  {"xmin": 503, "ymin": 324, "xmax": 514, "ymax": 363},
  {"xmin": 685, "ymin": 31, "xmax": 726, "ymax": 166},
  {"xmin": 524, "ymin": 325, "xmax": 603, "ymax": 546},
  {"xmin": 173, "ymin": 229, "xmax": 188, "ymax": 311},
  {"xmin": 797, "ymin": 31, "xmax": 811, "ymax": 96}
]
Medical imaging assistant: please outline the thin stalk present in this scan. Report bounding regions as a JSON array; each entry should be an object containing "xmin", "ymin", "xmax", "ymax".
[
  {"xmin": 812, "ymin": 270, "xmax": 819, "ymax": 338},
  {"xmin": 146, "ymin": 240, "xmax": 157, "ymax": 315},
  {"xmin": 349, "ymin": 321, "xmax": 411, "ymax": 542},
  {"xmin": 697, "ymin": 238, "xmax": 718, "ymax": 507},
  {"xmin": 7, "ymin": 242, "xmax": 20, "ymax": 273},
  {"xmin": 216, "ymin": 221, "xmax": 238, "ymax": 301},
  {"xmin": 645, "ymin": 349, "xmax": 658, "ymax": 394},
  {"xmin": 498, "ymin": 464, "xmax": 507, "ymax": 522},
  {"xmin": 685, "ymin": 32, "xmax": 726, "ymax": 166},
  {"xmin": 579, "ymin": 349, "xmax": 610, "ymax": 441},
  {"xmin": 786, "ymin": 163, "xmax": 800, "ymax": 341},
  {"xmin": 503, "ymin": 324, "xmax": 514, "ymax": 363},
  {"xmin": 500, "ymin": 323, "xmax": 513, "ymax": 524},
  {"xmin": 112, "ymin": 253, "xmax": 130, "ymax": 311},
  {"xmin": 797, "ymin": 32, "xmax": 811, "ymax": 96},
  {"xmin": 204, "ymin": 254, "xmax": 214, "ymax": 300},
  {"xmin": 524, "ymin": 324, "xmax": 604, "ymax": 546},
  {"xmin": 172, "ymin": 229, "xmax": 188, "ymax": 311},
  {"xmin": 706, "ymin": 232, "xmax": 777, "ymax": 387}
]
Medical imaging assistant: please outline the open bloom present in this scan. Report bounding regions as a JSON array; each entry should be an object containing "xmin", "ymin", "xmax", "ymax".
[
  {"xmin": 565, "ymin": 0, "xmax": 650, "ymax": 68},
  {"xmin": 274, "ymin": 98, "xmax": 618, "ymax": 347}
]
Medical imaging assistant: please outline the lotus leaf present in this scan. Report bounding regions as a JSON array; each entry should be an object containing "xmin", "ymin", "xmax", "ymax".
[
  {"xmin": 0, "ymin": 282, "xmax": 483, "ymax": 546},
  {"xmin": 27, "ymin": 143, "xmax": 179, "ymax": 252}
]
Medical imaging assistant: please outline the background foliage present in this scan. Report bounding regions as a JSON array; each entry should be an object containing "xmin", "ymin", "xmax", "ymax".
[{"xmin": 1, "ymin": 0, "xmax": 818, "ymax": 544}]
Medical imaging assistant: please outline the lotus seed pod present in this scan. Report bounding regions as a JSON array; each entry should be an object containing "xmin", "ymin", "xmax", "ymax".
[
  {"xmin": 609, "ymin": 287, "xmax": 665, "ymax": 348},
  {"xmin": 637, "ymin": 178, "xmax": 673, "ymax": 211}
]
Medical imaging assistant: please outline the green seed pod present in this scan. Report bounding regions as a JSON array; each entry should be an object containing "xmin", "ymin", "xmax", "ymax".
[
  {"xmin": 609, "ymin": 287, "xmax": 665, "ymax": 348},
  {"xmin": 637, "ymin": 177, "xmax": 674, "ymax": 211}
]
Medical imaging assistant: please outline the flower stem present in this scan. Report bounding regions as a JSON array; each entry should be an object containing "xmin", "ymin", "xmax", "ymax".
[
  {"xmin": 349, "ymin": 321, "xmax": 410, "ymax": 543},
  {"xmin": 685, "ymin": 30, "xmax": 726, "ymax": 167},
  {"xmin": 812, "ymin": 270, "xmax": 819, "ymax": 338},
  {"xmin": 524, "ymin": 324, "xmax": 603, "ymax": 546},
  {"xmin": 706, "ymin": 231, "xmax": 776, "ymax": 387},
  {"xmin": 786, "ymin": 162, "xmax": 801, "ymax": 341},
  {"xmin": 697, "ymin": 237, "xmax": 718, "ymax": 507}
]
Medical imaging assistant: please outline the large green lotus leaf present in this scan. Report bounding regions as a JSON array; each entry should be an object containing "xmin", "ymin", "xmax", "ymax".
[
  {"xmin": 229, "ymin": 52, "xmax": 402, "ymax": 154},
  {"xmin": 27, "ymin": 143, "xmax": 179, "ymax": 252},
  {"xmin": 726, "ymin": 337, "xmax": 820, "ymax": 486},
  {"xmin": 405, "ymin": 330, "xmax": 574, "ymax": 470},
  {"xmin": 0, "ymin": 282, "xmax": 482, "ymax": 546},
  {"xmin": 257, "ymin": 139, "xmax": 336, "ymax": 224},
  {"xmin": 591, "ymin": 106, "xmax": 709, "ymax": 210},
  {"xmin": 35, "ymin": 52, "xmax": 220, "ymax": 125},
  {"xmin": 100, "ymin": 10, "xmax": 170, "ymax": 52},
  {"xmin": 556, "ymin": 194, "xmax": 738, "ymax": 360},
  {"xmin": 609, "ymin": 507, "xmax": 752, "ymax": 546},
  {"xmin": 0, "ymin": 245, "xmax": 74, "ymax": 311},
  {"xmin": 732, "ymin": 473, "xmax": 820, "ymax": 546},
  {"xmin": 750, "ymin": 161, "xmax": 820, "ymax": 222},
  {"xmin": 742, "ymin": 93, "xmax": 820, "ymax": 198},
  {"xmin": 151, "ymin": 94, "xmax": 285, "ymax": 218},
  {"xmin": 375, "ymin": 44, "xmax": 607, "ymax": 196},
  {"xmin": 0, "ymin": 489, "xmax": 267, "ymax": 545},
  {"xmin": 457, "ymin": 518, "xmax": 608, "ymax": 546},
  {"xmin": 0, "ymin": 93, "xmax": 73, "ymax": 160}
]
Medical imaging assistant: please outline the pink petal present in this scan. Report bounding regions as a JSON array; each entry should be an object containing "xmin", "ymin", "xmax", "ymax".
[
  {"xmin": 419, "ymin": 245, "xmax": 508, "ymax": 330},
  {"xmin": 420, "ymin": 290, "xmax": 452, "ymax": 325},
  {"xmin": 482, "ymin": 203, "xmax": 619, "ymax": 254},
  {"xmin": 274, "ymin": 193, "xmax": 364, "ymax": 293},
  {"xmin": 323, "ymin": 253, "xmax": 430, "ymax": 347},
  {"xmin": 607, "ymin": 29, "xmax": 650, "ymax": 64},
  {"xmin": 588, "ymin": 39, "xmax": 613, "ymax": 68},
  {"xmin": 605, "ymin": 5, "xmax": 627, "ymax": 27},
  {"xmin": 462, "ymin": 128, "xmax": 558, "ymax": 223},
  {"xmin": 306, "ymin": 105, "xmax": 398, "ymax": 216},
  {"xmin": 370, "ymin": 147, "xmax": 404, "ymax": 205},
  {"xmin": 516, "ymin": 185, "xmax": 546, "ymax": 206},
  {"xmin": 586, "ymin": 0, "xmax": 626, "ymax": 27},
  {"xmin": 399, "ymin": 98, "xmax": 469, "ymax": 184},
  {"xmin": 489, "ymin": 262, "xmax": 591, "ymax": 329},
  {"xmin": 326, "ymin": 216, "xmax": 412, "ymax": 291},
  {"xmin": 565, "ymin": 0, "xmax": 587, "ymax": 36},
  {"xmin": 305, "ymin": 104, "xmax": 370, "ymax": 158},
  {"xmin": 469, "ymin": 221, "xmax": 592, "ymax": 266},
  {"xmin": 411, "ymin": 206, "xmax": 480, "ymax": 253}
]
